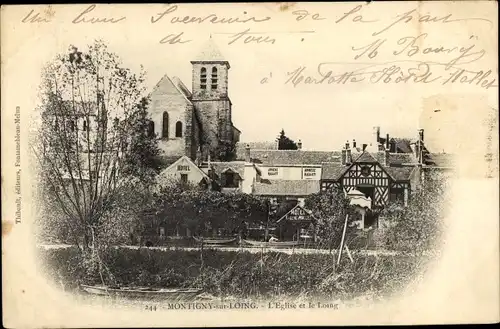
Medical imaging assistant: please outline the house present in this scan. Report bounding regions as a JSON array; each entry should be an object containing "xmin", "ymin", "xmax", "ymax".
[{"xmin": 156, "ymin": 155, "xmax": 212, "ymax": 188}]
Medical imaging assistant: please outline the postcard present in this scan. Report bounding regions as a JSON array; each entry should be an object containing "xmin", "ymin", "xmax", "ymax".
[{"xmin": 1, "ymin": 2, "xmax": 499, "ymax": 327}]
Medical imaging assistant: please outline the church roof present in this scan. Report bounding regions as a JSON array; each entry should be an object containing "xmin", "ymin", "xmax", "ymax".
[
  {"xmin": 171, "ymin": 76, "xmax": 192, "ymax": 99},
  {"xmin": 192, "ymin": 38, "xmax": 227, "ymax": 62}
]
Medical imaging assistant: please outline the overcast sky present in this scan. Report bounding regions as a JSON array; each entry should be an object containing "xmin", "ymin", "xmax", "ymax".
[{"xmin": 3, "ymin": 2, "xmax": 497, "ymax": 154}]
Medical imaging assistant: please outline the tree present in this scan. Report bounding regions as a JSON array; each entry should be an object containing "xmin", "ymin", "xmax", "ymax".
[
  {"xmin": 32, "ymin": 40, "xmax": 155, "ymax": 251},
  {"xmin": 379, "ymin": 170, "xmax": 450, "ymax": 253},
  {"xmin": 151, "ymin": 181, "xmax": 268, "ymax": 239},
  {"xmin": 276, "ymin": 129, "xmax": 298, "ymax": 150},
  {"xmin": 304, "ymin": 187, "xmax": 354, "ymax": 251},
  {"xmin": 120, "ymin": 96, "xmax": 162, "ymax": 186}
]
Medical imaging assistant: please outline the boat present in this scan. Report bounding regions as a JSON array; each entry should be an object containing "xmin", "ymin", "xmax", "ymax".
[
  {"xmin": 241, "ymin": 239, "xmax": 303, "ymax": 248},
  {"xmin": 192, "ymin": 236, "xmax": 238, "ymax": 245},
  {"xmin": 80, "ymin": 284, "xmax": 203, "ymax": 300}
]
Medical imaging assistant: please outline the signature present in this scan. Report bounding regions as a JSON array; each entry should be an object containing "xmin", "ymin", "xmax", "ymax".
[
  {"xmin": 352, "ymin": 33, "xmax": 486, "ymax": 70},
  {"xmin": 285, "ymin": 61, "xmax": 497, "ymax": 89}
]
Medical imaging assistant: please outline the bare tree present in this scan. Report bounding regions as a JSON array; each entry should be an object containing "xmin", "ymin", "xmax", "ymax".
[{"xmin": 33, "ymin": 40, "xmax": 152, "ymax": 252}]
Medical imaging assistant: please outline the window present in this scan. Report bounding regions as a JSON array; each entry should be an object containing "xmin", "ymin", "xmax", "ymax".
[
  {"xmin": 200, "ymin": 67, "xmax": 207, "ymax": 89},
  {"xmin": 162, "ymin": 112, "xmax": 169, "ymax": 138},
  {"xmin": 221, "ymin": 170, "xmax": 239, "ymax": 188},
  {"xmin": 211, "ymin": 67, "xmax": 218, "ymax": 89},
  {"xmin": 147, "ymin": 120, "xmax": 155, "ymax": 137},
  {"xmin": 175, "ymin": 121, "xmax": 183, "ymax": 137},
  {"xmin": 390, "ymin": 187, "xmax": 405, "ymax": 204},
  {"xmin": 180, "ymin": 174, "xmax": 188, "ymax": 184},
  {"xmin": 69, "ymin": 120, "xmax": 76, "ymax": 132},
  {"xmin": 82, "ymin": 119, "xmax": 87, "ymax": 131}
]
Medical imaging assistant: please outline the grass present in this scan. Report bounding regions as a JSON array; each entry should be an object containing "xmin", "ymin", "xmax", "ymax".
[{"xmin": 38, "ymin": 246, "xmax": 434, "ymax": 302}]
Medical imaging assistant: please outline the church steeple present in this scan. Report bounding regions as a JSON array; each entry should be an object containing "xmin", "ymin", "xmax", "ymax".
[{"xmin": 191, "ymin": 38, "xmax": 230, "ymax": 100}]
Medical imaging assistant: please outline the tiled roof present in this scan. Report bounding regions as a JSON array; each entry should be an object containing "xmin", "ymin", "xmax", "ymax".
[
  {"xmin": 239, "ymin": 150, "xmax": 342, "ymax": 166},
  {"xmin": 321, "ymin": 163, "xmax": 347, "ymax": 180},
  {"xmin": 193, "ymin": 39, "xmax": 227, "ymax": 62},
  {"xmin": 392, "ymin": 138, "xmax": 414, "ymax": 153},
  {"xmin": 389, "ymin": 153, "xmax": 418, "ymax": 165},
  {"xmin": 385, "ymin": 167, "xmax": 415, "ymax": 181},
  {"xmin": 171, "ymin": 76, "xmax": 192, "ymax": 99},
  {"xmin": 253, "ymin": 180, "xmax": 320, "ymax": 196},
  {"xmin": 354, "ymin": 152, "xmax": 378, "ymax": 163}
]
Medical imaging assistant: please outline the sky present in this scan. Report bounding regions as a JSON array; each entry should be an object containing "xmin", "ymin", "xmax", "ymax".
[{"xmin": 2, "ymin": 2, "xmax": 498, "ymax": 154}]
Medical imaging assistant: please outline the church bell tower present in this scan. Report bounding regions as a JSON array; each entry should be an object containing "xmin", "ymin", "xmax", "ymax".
[{"xmin": 190, "ymin": 38, "xmax": 233, "ymax": 160}]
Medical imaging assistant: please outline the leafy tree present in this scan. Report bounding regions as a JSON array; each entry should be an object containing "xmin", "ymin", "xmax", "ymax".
[
  {"xmin": 151, "ymin": 181, "xmax": 268, "ymax": 239},
  {"xmin": 304, "ymin": 187, "xmax": 354, "ymax": 251},
  {"xmin": 120, "ymin": 96, "xmax": 162, "ymax": 186},
  {"xmin": 379, "ymin": 170, "xmax": 450, "ymax": 253},
  {"xmin": 276, "ymin": 129, "xmax": 298, "ymax": 150},
  {"xmin": 32, "ymin": 40, "xmax": 155, "ymax": 251}
]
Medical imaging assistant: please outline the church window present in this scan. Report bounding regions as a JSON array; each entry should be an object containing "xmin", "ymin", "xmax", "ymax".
[
  {"xmin": 162, "ymin": 112, "xmax": 169, "ymax": 138},
  {"xmin": 147, "ymin": 120, "xmax": 155, "ymax": 137},
  {"xmin": 82, "ymin": 119, "xmax": 87, "ymax": 131},
  {"xmin": 69, "ymin": 119, "xmax": 76, "ymax": 132},
  {"xmin": 211, "ymin": 67, "xmax": 218, "ymax": 89},
  {"xmin": 200, "ymin": 67, "xmax": 207, "ymax": 89},
  {"xmin": 175, "ymin": 121, "xmax": 183, "ymax": 137}
]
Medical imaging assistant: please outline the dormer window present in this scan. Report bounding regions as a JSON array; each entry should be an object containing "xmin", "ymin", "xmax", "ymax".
[
  {"xmin": 211, "ymin": 67, "xmax": 218, "ymax": 90},
  {"xmin": 200, "ymin": 67, "xmax": 207, "ymax": 89}
]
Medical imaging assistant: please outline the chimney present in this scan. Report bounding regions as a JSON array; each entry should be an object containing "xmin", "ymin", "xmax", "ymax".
[
  {"xmin": 417, "ymin": 129, "xmax": 424, "ymax": 165},
  {"xmin": 383, "ymin": 145, "xmax": 390, "ymax": 166},
  {"xmin": 297, "ymin": 139, "xmax": 302, "ymax": 150},
  {"xmin": 346, "ymin": 143, "xmax": 352, "ymax": 165},
  {"xmin": 245, "ymin": 143, "xmax": 251, "ymax": 162},
  {"xmin": 373, "ymin": 126, "xmax": 380, "ymax": 144},
  {"xmin": 352, "ymin": 139, "xmax": 357, "ymax": 148},
  {"xmin": 386, "ymin": 133, "xmax": 390, "ymax": 150},
  {"xmin": 341, "ymin": 145, "xmax": 347, "ymax": 166},
  {"xmin": 418, "ymin": 129, "xmax": 424, "ymax": 142},
  {"xmin": 362, "ymin": 143, "xmax": 367, "ymax": 151}
]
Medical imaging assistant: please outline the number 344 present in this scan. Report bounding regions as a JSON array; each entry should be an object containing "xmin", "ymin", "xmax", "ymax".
[{"xmin": 145, "ymin": 305, "xmax": 157, "ymax": 311}]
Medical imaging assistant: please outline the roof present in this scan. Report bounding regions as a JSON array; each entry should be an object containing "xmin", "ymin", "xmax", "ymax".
[
  {"xmin": 389, "ymin": 153, "xmax": 418, "ymax": 165},
  {"xmin": 354, "ymin": 151, "xmax": 378, "ymax": 163},
  {"xmin": 238, "ymin": 150, "xmax": 341, "ymax": 166},
  {"xmin": 321, "ymin": 163, "xmax": 347, "ymax": 180},
  {"xmin": 171, "ymin": 76, "xmax": 192, "ymax": 99},
  {"xmin": 206, "ymin": 161, "xmax": 246, "ymax": 179},
  {"xmin": 43, "ymin": 98, "xmax": 100, "ymax": 117},
  {"xmin": 253, "ymin": 180, "xmax": 320, "ymax": 196},
  {"xmin": 391, "ymin": 138, "xmax": 414, "ymax": 153},
  {"xmin": 192, "ymin": 38, "xmax": 227, "ymax": 62},
  {"xmin": 385, "ymin": 166, "xmax": 415, "ymax": 181}
]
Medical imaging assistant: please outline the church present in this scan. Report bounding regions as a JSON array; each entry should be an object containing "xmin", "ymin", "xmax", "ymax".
[{"xmin": 148, "ymin": 38, "xmax": 240, "ymax": 164}]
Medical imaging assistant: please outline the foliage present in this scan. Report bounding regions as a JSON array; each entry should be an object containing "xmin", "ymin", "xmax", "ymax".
[
  {"xmin": 149, "ymin": 180, "xmax": 269, "ymax": 238},
  {"xmin": 120, "ymin": 97, "xmax": 162, "ymax": 186},
  {"xmin": 216, "ymin": 140, "xmax": 237, "ymax": 162},
  {"xmin": 304, "ymin": 187, "xmax": 355, "ymax": 250},
  {"xmin": 379, "ymin": 170, "xmax": 450, "ymax": 253},
  {"xmin": 33, "ymin": 39, "xmax": 157, "ymax": 250},
  {"xmin": 276, "ymin": 129, "xmax": 298, "ymax": 150}
]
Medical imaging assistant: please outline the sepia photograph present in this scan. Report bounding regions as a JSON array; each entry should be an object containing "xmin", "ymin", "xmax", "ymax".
[{"xmin": 2, "ymin": 2, "xmax": 499, "ymax": 327}]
